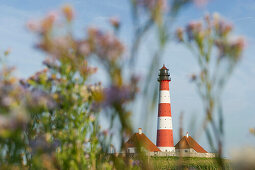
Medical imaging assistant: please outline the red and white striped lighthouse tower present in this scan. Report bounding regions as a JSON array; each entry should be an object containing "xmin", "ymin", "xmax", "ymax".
[{"xmin": 156, "ymin": 65, "xmax": 175, "ymax": 152}]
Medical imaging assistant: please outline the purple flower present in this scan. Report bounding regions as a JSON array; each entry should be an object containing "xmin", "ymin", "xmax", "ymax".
[
  {"xmin": 186, "ymin": 21, "xmax": 202, "ymax": 41},
  {"xmin": 29, "ymin": 135, "xmax": 59, "ymax": 154},
  {"xmin": 29, "ymin": 88, "xmax": 56, "ymax": 110},
  {"xmin": 102, "ymin": 85, "xmax": 135, "ymax": 107}
]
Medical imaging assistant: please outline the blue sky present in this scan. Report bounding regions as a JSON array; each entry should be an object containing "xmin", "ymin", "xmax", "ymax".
[{"xmin": 0, "ymin": 0, "xmax": 254, "ymax": 157}]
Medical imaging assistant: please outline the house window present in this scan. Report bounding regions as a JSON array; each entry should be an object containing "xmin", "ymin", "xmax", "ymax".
[{"xmin": 185, "ymin": 150, "xmax": 188, "ymax": 153}]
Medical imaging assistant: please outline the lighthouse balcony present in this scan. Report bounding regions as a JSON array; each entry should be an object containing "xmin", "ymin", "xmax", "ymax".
[{"xmin": 157, "ymin": 77, "xmax": 171, "ymax": 81}]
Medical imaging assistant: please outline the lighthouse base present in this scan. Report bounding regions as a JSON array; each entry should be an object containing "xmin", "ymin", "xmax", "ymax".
[{"xmin": 158, "ymin": 147, "xmax": 175, "ymax": 152}]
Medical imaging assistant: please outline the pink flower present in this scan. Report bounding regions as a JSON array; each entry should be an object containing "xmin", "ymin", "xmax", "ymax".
[
  {"xmin": 231, "ymin": 37, "xmax": 245, "ymax": 50},
  {"xmin": 27, "ymin": 20, "xmax": 40, "ymax": 32},
  {"xmin": 78, "ymin": 41, "xmax": 91, "ymax": 56},
  {"xmin": 41, "ymin": 12, "xmax": 57, "ymax": 33}
]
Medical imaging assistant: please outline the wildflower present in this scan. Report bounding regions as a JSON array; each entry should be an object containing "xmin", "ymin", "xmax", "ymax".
[
  {"xmin": 19, "ymin": 79, "xmax": 30, "ymax": 88},
  {"xmin": 230, "ymin": 37, "xmax": 246, "ymax": 60},
  {"xmin": 94, "ymin": 32, "xmax": 125, "ymax": 61},
  {"xmin": 186, "ymin": 21, "xmax": 202, "ymax": 41},
  {"xmin": 215, "ymin": 20, "xmax": 233, "ymax": 36},
  {"xmin": 102, "ymin": 85, "xmax": 135, "ymax": 107},
  {"xmin": 62, "ymin": 4, "xmax": 74, "ymax": 21},
  {"xmin": 85, "ymin": 154, "xmax": 90, "ymax": 159},
  {"xmin": 190, "ymin": 74, "xmax": 197, "ymax": 82},
  {"xmin": 43, "ymin": 58, "xmax": 58, "ymax": 69},
  {"xmin": 0, "ymin": 110, "xmax": 29, "ymax": 132},
  {"xmin": 45, "ymin": 133, "xmax": 51, "ymax": 142},
  {"xmin": 78, "ymin": 41, "xmax": 91, "ymax": 56},
  {"xmin": 29, "ymin": 135, "xmax": 56, "ymax": 154},
  {"xmin": 102, "ymin": 129, "xmax": 109, "ymax": 136},
  {"xmin": 86, "ymin": 66, "xmax": 98, "ymax": 75},
  {"xmin": 1, "ymin": 96, "xmax": 13, "ymax": 107},
  {"xmin": 212, "ymin": 12, "xmax": 220, "ymax": 30},
  {"xmin": 85, "ymin": 138, "xmax": 90, "ymax": 143},
  {"xmin": 27, "ymin": 20, "xmax": 40, "ymax": 32},
  {"xmin": 176, "ymin": 27, "xmax": 184, "ymax": 42},
  {"xmin": 89, "ymin": 114, "xmax": 96, "ymax": 122},
  {"xmin": 249, "ymin": 128, "xmax": 255, "ymax": 135},
  {"xmin": 29, "ymin": 88, "xmax": 56, "ymax": 110},
  {"xmin": 232, "ymin": 37, "xmax": 245, "ymax": 51},
  {"xmin": 4, "ymin": 48, "xmax": 11, "ymax": 56},
  {"xmin": 41, "ymin": 12, "xmax": 57, "ymax": 33},
  {"xmin": 109, "ymin": 17, "xmax": 120, "ymax": 29}
]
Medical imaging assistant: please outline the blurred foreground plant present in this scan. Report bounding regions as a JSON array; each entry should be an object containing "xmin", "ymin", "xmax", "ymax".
[
  {"xmin": 176, "ymin": 13, "xmax": 245, "ymax": 167},
  {"xmin": 0, "ymin": 51, "xmax": 54, "ymax": 168},
  {"xmin": 24, "ymin": 5, "xmax": 139, "ymax": 169}
]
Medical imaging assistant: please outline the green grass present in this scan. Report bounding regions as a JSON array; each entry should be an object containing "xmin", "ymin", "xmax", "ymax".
[
  {"xmin": 149, "ymin": 156, "xmax": 230, "ymax": 170},
  {"xmin": 106, "ymin": 155, "xmax": 230, "ymax": 169}
]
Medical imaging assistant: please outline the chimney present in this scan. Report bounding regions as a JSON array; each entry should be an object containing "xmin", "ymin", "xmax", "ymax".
[
  {"xmin": 186, "ymin": 132, "xmax": 189, "ymax": 138},
  {"xmin": 138, "ymin": 128, "xmax": 142, "ymax": 134}
]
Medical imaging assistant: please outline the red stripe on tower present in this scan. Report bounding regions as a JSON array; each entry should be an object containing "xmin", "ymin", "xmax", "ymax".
[{"xmin": 156, "ymin": 65, "xmax": 175, "ymax": 152}]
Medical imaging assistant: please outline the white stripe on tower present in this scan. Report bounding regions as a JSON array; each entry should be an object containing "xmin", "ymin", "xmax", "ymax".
[
  {"xmin": 157, "ymin": 117, "xmax": 173, "ymax": 129},
  {"xmin": 159, "ymin": 90, "xmax": 171, "ymax": 103}
]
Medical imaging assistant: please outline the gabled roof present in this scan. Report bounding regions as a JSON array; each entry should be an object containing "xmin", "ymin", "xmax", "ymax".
[
  {"xmin": 125, "ymin": 133, "xmax": 160, "ymax": 152},
  {"xmin": 174, "ymin": 136, "xmax": 208, "ymax": 153}
]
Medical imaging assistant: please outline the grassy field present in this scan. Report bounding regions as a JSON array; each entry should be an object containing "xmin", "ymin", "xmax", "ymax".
[{"xmin": 147, "ymin": 156, "xmax": 230, "ymax": 170}]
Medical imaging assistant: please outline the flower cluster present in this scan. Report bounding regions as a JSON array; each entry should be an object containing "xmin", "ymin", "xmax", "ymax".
[
  {"xmin": 176, "ymin": 13, "xmax": 245, "ymax": 62},
  {"xmin": 0, "ymin": 66, "xmax": 53, "ymax": 134},
  {"xmin": 176, "ymin": 14, "xmax": 246, "ymax": 163},
  {"xmin": 134, "ymin": 0, "xmax": 168, "ymax": 25},
  {"xmin": 102, "ymin": 85, "xmax": 136, "ymax": 107},
  {"xmin": 87, "ymin": 27, "xmax": 125, "ymax": 63}
]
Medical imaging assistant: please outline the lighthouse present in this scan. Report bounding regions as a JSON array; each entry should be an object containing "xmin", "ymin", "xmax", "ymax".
[{"xmin": 156, "ymin": 65, "xmax": 175, "ymax": 152}]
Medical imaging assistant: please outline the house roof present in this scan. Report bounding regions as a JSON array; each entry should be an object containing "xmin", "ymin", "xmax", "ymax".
[
  {"xmin": 174, "ymin": 136, "xmax": 208, "ymax": 153},
  {"xmin": 125, "ymin": 133, "xmax": 160, "ymax": 152}
]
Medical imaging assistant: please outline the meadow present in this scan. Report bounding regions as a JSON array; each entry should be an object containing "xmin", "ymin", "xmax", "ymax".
[{"xmin": 150, "ymin": 157, "xmax": 230, "ymax": 170}]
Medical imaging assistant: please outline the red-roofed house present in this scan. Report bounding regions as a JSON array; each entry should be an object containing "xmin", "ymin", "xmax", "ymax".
[
  {"xmin": 125, "ymin": 128, "xmax": 160, "ymax": 153},
  {"xmin": 175, "ymin": 132, "xmax": 208, "ymax": 153}
]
